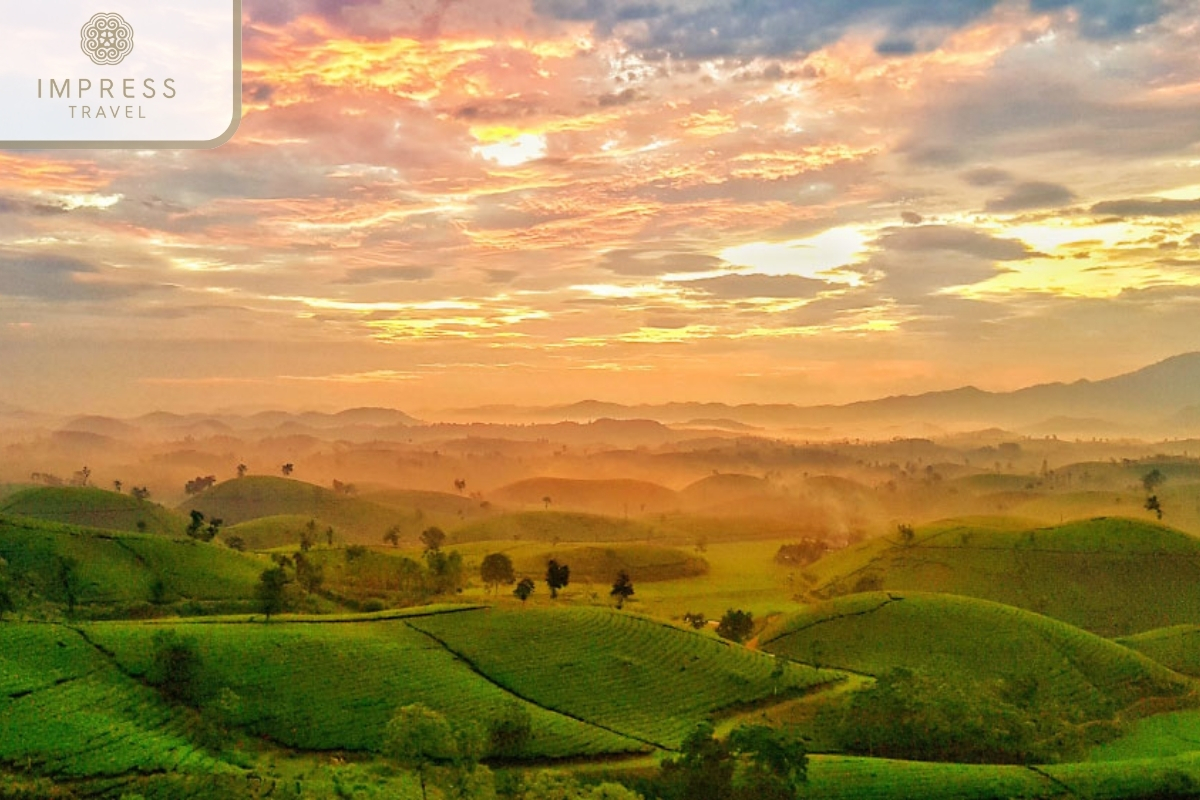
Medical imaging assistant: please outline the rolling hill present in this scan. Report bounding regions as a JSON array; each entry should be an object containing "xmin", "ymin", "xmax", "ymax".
[
  {"xmin": 449, "ymin": 510, "xmax": 659, "ymax": 544},
  {"xmin": 760, "ymin": 592, "xmax": 1192, "ymax": 720},
  {"xmin": 0, "ymin": 515, "xmax": 265, "ymax": 614},
  {"xmin": 803, "ymin": 516, "xmax": 1200, "ymax": 636},
  {"xmin": 490, "ymin": 477, "xmax": 678, "ymax": 515},
  {"xmin": 0, "ymin": 486, "xmax": 186, "ymax": 536},
  {"xmin": 182, "ymin": 476, "xmax": 412, "ymax": 546}
]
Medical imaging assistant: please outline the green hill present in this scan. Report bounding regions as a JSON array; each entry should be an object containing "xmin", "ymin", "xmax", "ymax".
[
  {"xmin": 449, "ymin": 510, "xmax": 658, "ymax": 544},
  {"xmin": 0, "ymin": 486, "xmax": 186, "ymax": 536},
  {"xmin": 182, "ymin": 476, "xmax": 412, "ymax": 546},
  {"xmin": 760, "ymin": 592, "xmax": 1192, "ymax": 720},
  {"xmin": 87, "ymin": 612, "xmax": 645, "ymax": 759},
  {"xmin": 507, "ymin": 544, "xmax": 709, "ymax": 583},
  {"xmin": 1119, "ymin": 626, "xmax": 1200, "ymax": 678},
  {"xmin": 0, "ymin": 516, "xmax": 265, "ymax": 613},
  {"xmin": 405, "ymin": 605, "xmax": 841, "ymax": 748},
  {"xmin": 804, "ymin": 517, "xmax": 1200, "ymax": 635}
]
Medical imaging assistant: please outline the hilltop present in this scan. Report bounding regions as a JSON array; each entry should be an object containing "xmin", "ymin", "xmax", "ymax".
[
  {"xmin": 490, "ymin": 477, "xmax": 679, "ymax": 515},
  {"xmin": 0, "ymin": 486, "xmax": 186, "ymax": 536},
  {"xmin": 802, "ymin": 516, "xmax": 1200, "ymax": 636}
]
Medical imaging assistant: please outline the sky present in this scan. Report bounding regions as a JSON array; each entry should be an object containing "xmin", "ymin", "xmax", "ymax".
[{"xmin": 3, "ymin": 0, "xmax": 1200, "ymax": 415}]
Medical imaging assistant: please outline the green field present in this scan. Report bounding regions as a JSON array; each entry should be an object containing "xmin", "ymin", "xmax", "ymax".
[
  {"xmin": 183, "ymin": 476, "xmax": 412, "ymax": 546},
  {"xmin": 0, "ymin": 486, "xmax": 186, "ymax": 536},
  {"xmin": 405, "ymin": 605, "xmax": 842, "ymax": 748},
  {"xmin": 760, "ymin": 592, "xmax": 1192, "ymax": 720},
  {"xmin": 0, "ymin": 516, "xmax": 265, "ymax": 613},
  {"xmin": 87, "ymin": 613, "xmax": 645, "ymax": 759},
  {"xmin": 804, "ymin": 516, "xmax": 1200, "ymax": 635},
  {"xmin": 1119, "ymin": 625, "xmax": 1200, "ymax": 677}
]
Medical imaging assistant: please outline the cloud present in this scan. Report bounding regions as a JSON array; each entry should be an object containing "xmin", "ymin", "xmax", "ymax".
[
  {"xmin": 337, "ymin": 266, "xmax": 435, "ymax": 284},
  {"xmin": 985, "ymin": 181, "xmax": 1075, "ymax": 212},
  {"xmin": 900, "ymin": 211, "xmax": 923, "ymax": 225},
  {"xmin": 880, "ymin": 225, "xmax": 1038, "ymax": 260},
  {"xmin": 599, "ymin": 249, "xmax": 726, "ymax": 276},
  {"xmin": 961, "ymin": 167, "xmax": 1012, "ymax": 187},
  {"xmin": 532, "ymin": 0, "xmax": 1168, "ymax": 59},
  {"xmin": 0, "ymin": 252, "xmax": 144, "ymax": 303},
  {"xmin": 682, "ymin": 273, "xmax": 827, "ymax": 299},
  {"xmin": 1090, "ymin": 197, "xmax": 1200, "ymax": 217}
]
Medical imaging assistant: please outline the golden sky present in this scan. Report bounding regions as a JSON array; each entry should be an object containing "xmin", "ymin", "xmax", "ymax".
[{"xmin": 3, "ymin": 0, "xmax": 1200, "ymax": 415}]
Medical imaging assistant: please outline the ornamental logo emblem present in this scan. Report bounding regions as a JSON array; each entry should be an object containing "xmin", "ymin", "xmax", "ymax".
[{"xmin": 80, "ymin": 13, "xmax": 134, "ymax": 65}]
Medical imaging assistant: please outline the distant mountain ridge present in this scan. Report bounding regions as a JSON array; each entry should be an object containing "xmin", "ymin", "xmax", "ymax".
[{"xmin": 447, "ymin": 352, "xmax": 1200, "ymax": 433}]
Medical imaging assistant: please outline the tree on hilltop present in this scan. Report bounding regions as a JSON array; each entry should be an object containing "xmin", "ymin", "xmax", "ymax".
[
  {"xmin": 480, "ymin": 553, "xmax": 515, "ymax": 593},
  {"xmin": 610, "ymin": 571, "xmax": 634, "ymax": 609},
  {"xmin": 421, "ymin": 526, "xmax": 446, "ymax": 554},
  {"xmin": 281, "ymin": 463, "xmax": 294, "ymax": 476},
  {"xmin": 514, "ymin": 577, "xmax": 535, "ymax": 603},
  {"xmin": 546, "ymin": 559, "xmax": 570, "ymax": 599},
  {"xmin": 236, "ymin": 463, "xmax": 247, "ymax": 479}
]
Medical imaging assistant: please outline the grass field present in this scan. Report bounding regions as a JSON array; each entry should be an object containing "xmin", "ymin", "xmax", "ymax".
[
  {"xmin": 1118, "ymin": 625, "xmax": 1200, "ymax": 677},
  {"xmin": 405, "ymin": 605, "xmax": 843, "ymax": 748},
  {"xmin": 759, "ymin": 592, "xmax": 1193, "ymax": 720},
  {"xmin": 88, "ymin": 614, "xmax": 646, "ymax": 759},
  {"xmin": 183, "ymin": 476, "xmax": 412, "ymax": 546},
  {"xmin": 0, "ymin": 516, "xmax": 265, "ymax": 612},
  {"xmin": 804, "ymin": 516, "xmax": 1200, "ymax": 635},
  {"xmin": 0, "ymin": 486, "xmax": 187, "ymax": 536}
]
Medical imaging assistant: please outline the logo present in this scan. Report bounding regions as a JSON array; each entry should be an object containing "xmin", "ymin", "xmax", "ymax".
[{"xmin": 80, "ymin": 12, "xmax": 134, "ymax": 65}]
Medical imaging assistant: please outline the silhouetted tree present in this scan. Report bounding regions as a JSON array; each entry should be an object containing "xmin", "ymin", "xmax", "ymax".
[
  {"xmin": 256, "ymin": 567, "xmax": 289, "ymax": 620},
  {"xmin": 112, "ymin": 480, "xmax": 122, "ymax": 493},
  {"xmin": 71, "ymin": 466, "xmax": 91, "ymax": 487},
  {"xmin": 236, "ymin": 463, "xmax": 247, "ymax": 479},
  {"xmin": 420, "ymin": 526, "xmax": 446, "ymax": 554},
  {"xmin": 205, "ymin": 517, "xmax": 223, "ymax": 541},
  {"xmin": 184, "ymin": 475, "xmax": 216, "ymax": 495},
  {"xmin": 546, "ymin": 559, "xmax": 570, "ymax": 599},
  {"xmin": 1146, "ymin": 495, "xmax": 1164, "ymax": 520},
  {"xmin": 480, "ymin": 553, "xmax": 515, "ymax": 593},
  {"xmin": 454, "ymin": 479, "xmax": 467, "ymax": 494},
  {"xmin": 281, "ymin": 463, "xmax": 294, "ymax": 476},
  {"xmin": 187, "ymin": 510, "xmax": 205, "ymax": 539},
  {"xmin": 683, "ymin": 612, "xmax": 707, "ymax": 629},
  {"xmin": 514, "ymin": 577, "xmax": 535, "ymax": 603},
  {"xmin": 542, "ymin": 496, "xmax": 551, "ymax": 510},
  {"xmin": 897, "ymin": 523, "xmax": 915, "ymax": 545},
  {"xmin": 131, "ymin": 486, "xmax": 150, "ymax": 501},
  {"xmin": 1143, "ymin": 468, "xmax": 1166, "ymax": 494},
  {"xmin": 384, "ymin": 525, "xmax": 401, "ymax": 547},
  {"xmin": 717, "ymin": 609, "xmax": 754, "ymax": 643},
  {"xmin": 610, "ymin": 570, "xmax": 634, "ymax": 609}
]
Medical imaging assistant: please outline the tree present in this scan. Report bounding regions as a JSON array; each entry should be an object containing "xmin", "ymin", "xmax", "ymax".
[
  {"xmin": 683, "ymin": 612, "xmax": 706, "ymax": 630},
  {"xmin": 294, "ymin": 552, "xmax": 324, "ymax": 595},
  {"xmin": 659, "ymin": 722, "xmax": 807, "ymax": 800},
  {"xmin": 542, "ymin": 496, "xmax": 552, "ymax": 510},
  {"xmin": 325, "ymin": 526, "xmax": 335, "ymax": 546},
  {"xmin": 184, "ymin": 475, "xmax": 216, "ymax": 495},
  {"xmin": 454, "ymin": 478, "xmax": 467, "ymax": 494},
  {"xmin": 610, "ymin": 571, "xmax": 634, "ymax": 609},
  {"xmin": 56, "ymin": 556, "xmax": 81, "ymax": 615},
  {"xmin": 205, "ymin": 517, "xmax": 223, "ymax": 541},
  {"xmin": 236, "ymin": 463, "xmax": 247, "ymax": 479},
  {"xmin": 1143, "ymin": 468, "xmax": 1166, "ymax": 494},
  {"xmin": 71, "ymin": 466, "xmax": 91, "ymax": 487},
  {"xmin": 1146, "ymin": 494, "xmax": 1164, "ymax": 520},
  {"xmin": 281, "ymin": 463, "xmax": 294, "ymax": 476},
  {"xmin": 224, "ymin": 535, "xmax": 246, "ymax": 552},
  {"xmin": 186, "ymin": 510, "xmax": 205, "ymax": 539},
  {"xmin": 384, "ymin": 525, "xmax": 401, "ymax": 547},
  {"xmin": 546, "ymin": 559, "xmax": 570, "ymax": 599},
  {"xmin": 425, "ymin": 549, "xmax": 465, "ymax": 594},
  {"xmin": 113, "ymin": 479, "xmax": 122, "ymax": 493},
  {"xmin": 383, "ymin": 704, "xmax": 480, "ymax": 800},
  {"xmin": 0, "ymin": 557, "xmax": 16, "ymax": 620},
  {"xmin": 300, "ymin": 519, "xmax": 317, "ymax": 551},
  {"xmin": 480, "ymin": 553, "xmax": 515, "ymax": 593},
  {"xmin": 256, "ymin": 567, "xmax": 289, "ymax": 620},
  {"xmin": 514, "ymin": 577, "xmax": 535, "ymax": 603},
  {"xmin": 488, "ymin": 701, "xmax": 532, "ymax": 758},
  {"xmin": 897, "ymin": 523, "xmax": 915, "ymax": 545},
  {"xmin": 421, "ymin": 526, "xmax": 446, "ymax": 554},
  {"xmin": 131, "ymin": 486, "xmax": 150, "ymax": 501},
  {"xmin": 149, "ymin": 631, "xmax": 204, "ymax": 705},
  {"xmin": 717, "ymin": 609, "xmax": 754, "ymax": 643}
]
